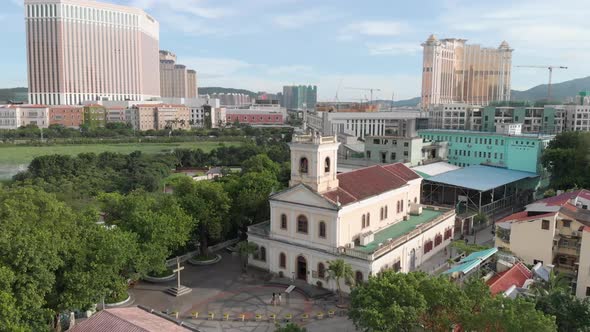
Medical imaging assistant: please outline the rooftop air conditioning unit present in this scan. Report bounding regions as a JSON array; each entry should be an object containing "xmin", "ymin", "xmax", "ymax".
[
  {"xmin": 346, "ymin": 242, "xmax": 355, "ymax": 249},
  {"xmin": 403, "ymin": 215, "xmax": 409, "ymax": 221},
  {"xmin": 360, "ymin": 232, "xmax": 375, "ymax": 246},
  {"xmin": 410, "ymin": 203, "xmax": 423, "ymax": 216}
]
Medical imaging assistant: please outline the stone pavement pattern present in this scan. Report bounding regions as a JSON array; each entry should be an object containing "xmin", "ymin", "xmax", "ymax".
[{"xmin": 130, "ymin": 252, "xmax": 358, "ymax": 332}]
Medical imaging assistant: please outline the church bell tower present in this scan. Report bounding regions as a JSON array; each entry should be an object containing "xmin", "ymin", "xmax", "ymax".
[{"xmin": 288, "ymin": 132, "xmax": 340, "ymax": 193}]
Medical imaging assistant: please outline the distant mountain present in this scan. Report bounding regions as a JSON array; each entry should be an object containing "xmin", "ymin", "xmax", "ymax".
[
  {"xmin": 374, "ymin": 96, "xmax": 421, "ymax": 107},
  {"xmin": 198, "ymin": 87, "xmax": 258, "ymax": 98},
  {"xmin": 0, "ymin": 87, "xmax": 28, "ymax": 103},
  {"xmin": 510, "ymin": 76, "xmax": 590, "ymax": 102}
]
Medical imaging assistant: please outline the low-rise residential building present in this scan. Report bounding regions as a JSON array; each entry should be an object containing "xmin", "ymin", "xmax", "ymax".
[
  {"xmin": 0, "ymin": 105, "xmax": 21, "ymax": 129},
  {"xmin": 106, "ymin": 107, "xmax": 127, "ymax": 124},
  {"xmin": 226, "ymin": 109, "xmax": 284, "ymax": 125},
  {"xmin": 428, "ymin": 103, "xmax": 483, "ymax": 131},
  {"xmin": 364, "ymin": 136, "xmax": 448, "ymax": 166},
  {"xmin": 49, "ymin": 105, "xmax": 84, "ymax": 128},
  {"xmin": 83, "ymin": 104, "xmax": 108, "ymax": 129},
  {"xmin": 495, "ymin": 190, "xmax": 590, "ymax": 298},
  {"xmin": 126, "ymin": 104, "xmax": 190, "ymax": 131},
  {"xmin": 247, "ymin": 134, "xmax": 456, "ymax": 292}
]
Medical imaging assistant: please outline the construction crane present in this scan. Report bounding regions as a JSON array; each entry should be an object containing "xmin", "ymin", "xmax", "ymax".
[
  {"xmin": 515, "ymin": 65, "xmax": 568, "ymax": 100},
  {"xmin": 344, "ymin": 87, "xmax": 382, "ymax": 104}
]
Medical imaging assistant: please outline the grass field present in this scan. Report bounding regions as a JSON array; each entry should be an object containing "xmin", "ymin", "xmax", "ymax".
[{"xmin": 0, "ymin": 141, "xmax": 241, "ymax": 179}]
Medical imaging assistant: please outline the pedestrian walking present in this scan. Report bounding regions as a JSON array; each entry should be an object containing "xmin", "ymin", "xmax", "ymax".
[
  {"xmin": 278, "ymin": 293, "xmax": 282, "ymax": 306},
  {"xmin": 271, "ymin": 292, "xmax": 276, "ymax": 306}
]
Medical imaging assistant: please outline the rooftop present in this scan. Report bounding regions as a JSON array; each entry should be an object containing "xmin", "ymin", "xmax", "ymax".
[
  {"xmin": 68, "ymin": 307, "xmax": 194, "ymax": 332},
  {"xmin": 418, "ymin": 128, "xmax": 554, "ymax": 139},
  {"xmin": 425, "ymin": 165, "xmax": 538, "ymax": 191},
  {"xmin": 356, "ymin": 208, "xmax": 444, "ymax": 253},
  {"xmin": 443, "ymin": 248, "xmax": 498, "ymax": 275},
  {"xmin": 322, "ymin": 163, "xmax": 420, "ymax": 206},
  {"xmin": 411, "ymin": 162, "xmax": 460, "ymax": 178},
  {"xmin": 487, "ymin": 262, "xmax": 532, "ymax": 295}
]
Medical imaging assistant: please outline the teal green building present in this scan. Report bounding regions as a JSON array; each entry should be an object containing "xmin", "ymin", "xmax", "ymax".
[{"xmin": 418, "ymin": 129, "xmax": 552, "ymax": 174}]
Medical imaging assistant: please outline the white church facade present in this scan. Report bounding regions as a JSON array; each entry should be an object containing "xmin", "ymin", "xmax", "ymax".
[{"xmin": 247, "ymin": 133, "xmax": 456, "ymax": 291}]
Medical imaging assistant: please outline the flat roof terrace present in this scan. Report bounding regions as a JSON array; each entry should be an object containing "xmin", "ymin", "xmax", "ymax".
[{"xmin": 356, "ymin": 208, "xmax": 445, "ymax": 254}]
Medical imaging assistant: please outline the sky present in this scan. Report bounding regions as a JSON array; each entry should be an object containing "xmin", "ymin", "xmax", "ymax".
[{"xmin": 1, "ymin": 0, "xmax": 589, "ymax": 101}]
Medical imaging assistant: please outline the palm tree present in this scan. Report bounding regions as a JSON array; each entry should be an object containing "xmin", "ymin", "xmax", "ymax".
[
  {"xmin": 326, "ymin": 259, "xmax": 354, "ymax": 304},
  {"xmin": 532, "ymin": 269, "xmax": 571, "ymax": 296},
  {"xmin": 236, "ymin": 241, "xmax": 258, "ymax": 273}
]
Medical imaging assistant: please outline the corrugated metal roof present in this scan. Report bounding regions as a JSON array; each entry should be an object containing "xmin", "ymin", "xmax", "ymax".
[
  {"xmin": 411, "ymin": 162, "xmax": 460, "ymax": 177},
  {"xmin": 69, "ymin": 307, "xmax": 192, "ymax": 332},
  {"xmin": 425, "ymin": 165, "xmax": 538, "ymax": 191}
]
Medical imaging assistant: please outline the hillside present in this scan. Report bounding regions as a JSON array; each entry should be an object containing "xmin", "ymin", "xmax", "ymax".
[
  {"xmin": 198, "ymin": 87, "xmax": 258, "ymax": 98},
  {"xmin": 510, "ymin": 76, "xmax": 590, "ymax": 102},
  {"xmin": 0, "ymin": 87, "xmax": 28, "ymax": 103}
]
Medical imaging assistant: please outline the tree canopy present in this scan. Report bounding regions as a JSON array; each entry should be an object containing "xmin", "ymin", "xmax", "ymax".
[
  {"xmin": 542, "ymin": 131, "xmax": 590, "ymax": 189},
  {"xmin": 349, "ymin": 271, "xmax": 557, "ymax": 332}
]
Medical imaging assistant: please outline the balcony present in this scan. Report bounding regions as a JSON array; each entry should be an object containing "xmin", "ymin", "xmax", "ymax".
[{"xmin": 292, "ymin": 134, "xmax": 336, "ymax": 144}]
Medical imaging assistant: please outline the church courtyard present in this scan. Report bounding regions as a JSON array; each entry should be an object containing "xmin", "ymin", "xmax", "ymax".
[{"xmin": 129, "ymin": 251, "xmax": 357, "ymax": 332}]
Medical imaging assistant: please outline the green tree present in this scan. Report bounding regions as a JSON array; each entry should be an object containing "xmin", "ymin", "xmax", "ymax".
[
  {"xmin": 100, "ymin": 191, "xmax": 194, "ymax": 275},
  {"xmin": 0, "ymin": 265, "xmax": 27, "ymax": 332},
  {"xmin": 326, "ymin": 259, "xmax": 355, "ymax": 305},
  {"xmin": 535, "ymin": 289, "xmax": 590, "ymax": 331},
  {"xmin": 531, "ymin": 270, "xmax": 571, "ymax": 296},
  {"xmin": 349, "ymin": 271, "xmax": 427, "ymax": 332},
  {"xmin": 174, "ymin": 178, "xmax": 231, "ymax": 257},
  {"xmin": 542, "ymin": 131, "xmax": 590, "ymax": 189},
  {"xmin": 236, "ymin": 241, "xmax": 258, "ymax": 273},
  {"xmin": 241, "ymin": 154, "xmax": 280, "ymax": 176}
]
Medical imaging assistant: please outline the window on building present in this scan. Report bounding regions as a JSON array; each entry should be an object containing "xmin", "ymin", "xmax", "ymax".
[
  {"xmin": 444, "ymin": 228, "xmax": 453, "ymax": 240},
  {"xmin": 366, "ymin": 213, "xmax": 370, "ymax": 227},
  {"xmin": 280, "ymin": 214, "xmax": 287, "ymax": 229},
  {"xmin": 542, "ymin": 219, "xmax": 550, "ymax": 230},
  {"xmin": 299, "ymin": 157, "xmax": 308, "ymax": 174},
  {"xmin": 393, "ymin": 260, "xmax": 401, "ymax": 272},
  {"xmin": 391, "ymin": 152, "xmax": 396, "ymax": 160},
  {"xmin": 404, "ymin": 151, "xmax": 408, "ymax": 157},
  {"xmin": 380, "ymin": 207, "xmax": 384, "ymax": 220},
  {"xmin": 319, "ymin": 221, "xmax": 326, "ymax": 238},
  {"xmin": 404, "ymin": 142, "xmax": 409, "ymax": 147},
  {"xmin": 400, "ymin": 201, "xmax": 403, "ymax": 212},
  {"xmin": 586, "ymin": 287, "xmax": 590, "ymax": 297},
  {"xmin": 324, "ymin": 157, "xmax": 331, "ymax": 173},
  {"xmin": 562, "ymin": 220, "xmax": 571, "ymax": 228},
  {"xmin": 424, "ymin": 240, "xmax": 433, "ymax": 254},
  {"xmin": 373, "ymin": 139, "xmax": 380, "ymax": 144},
  {"xmin": 297, "ymin": 215, "xmax": 308, "ymax": 233},
  {"xmin": 279, "ymin": 252, "xmax": 286, "ymax": 268},
  {"xmin": 362, "ymin": 215, "xmax": 366, "ymax": 228},
  {"xmin": 355, "ymin": 271, "xmax": 364, "ymax": 283},
  {"xmin": 318, "ymin": 263, "xmax": 325, "ymax": 279},
  {"xmin": 434, "ymin": 234, "xmax": 443, "ymax": 247},
  {"xmin": 385, "ymin": 205, "xmax": 388, "ymax": 218},
  {"xmin": 259, "ymin": 246, "xmax": 266, "ymax": 262}
]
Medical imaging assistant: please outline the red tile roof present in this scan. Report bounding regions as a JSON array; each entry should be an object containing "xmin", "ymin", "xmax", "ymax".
[
  {"xmin": 487, "ymin": 262, "xmax": 532, "ymax": 295},
  {"xmin": 497, "ymin": 211, "xmax": 556, "ymax": 224},
  {"xmin": 536, "ymin": 189, "xmax": 590, "ymax": 207},
  {"xmin": 382, "ymin": 163, "xmax": 421, "ymax": 181},
  {"xmin": 68, "ymin": 307, "xmax": 192, "ymax": 332},
  {"xmin": 322, "ymin": 163, "xmax": 415, "ymax": 205}
]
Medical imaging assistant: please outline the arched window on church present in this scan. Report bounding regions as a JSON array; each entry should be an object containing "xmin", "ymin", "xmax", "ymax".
[
  {"xmin": 324, "ymin": 157, "xmax": 330, "ymax": 173},
  {"xmin": 300, "ymin": 157, "xmax": 308, "ymax": 174}
]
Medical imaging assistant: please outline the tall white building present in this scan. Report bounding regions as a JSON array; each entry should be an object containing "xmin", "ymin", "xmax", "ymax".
[
  {"xmin": 24, "ymin": 0, "xmax": 161, "ymax": 105},
  {"xmin": 421, "ymin": 35, "xmax": 512, "ymax": 108}
]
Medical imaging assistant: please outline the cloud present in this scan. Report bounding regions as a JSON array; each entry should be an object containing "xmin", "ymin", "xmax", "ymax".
[
  {"xmin": 182, "ymin": 57, "xmax": 252, "ymax": 78},
  {"xmin": 366, "ymin": 42, "xmax": 421, "ymax": 56},
  {"xmin": 130, "ymin": 0, "xmax": 232, "ymax": 19},
  {"xmin": 9, "ymin": 0, "xmax": 23, "ymax": 7},
  {"xmin": 266, "ymin": 65, "xmax": 313, "ymax": 76},
  {"xmin": 272, "ymin": 9, "xmax": 334, "ymax": 29},
  {"xmin": 340, "ymin": 20, "xmax": 408, "ymax": 40}
]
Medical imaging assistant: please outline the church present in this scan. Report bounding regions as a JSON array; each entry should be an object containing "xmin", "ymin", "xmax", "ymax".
[{"xmin": 247, "ymin": 133, "xmax": 456, "ymax": 291}]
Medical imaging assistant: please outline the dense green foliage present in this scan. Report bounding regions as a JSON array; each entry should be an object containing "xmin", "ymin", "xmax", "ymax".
[
  {"xmin": 274, "ymin": 323, "xmax": 307, "ymax": 332},
  {"xmin": 542, "ymin": 131, "xmax": 590, "ymax": 189},
  {"xmin": 349, "ymin": 271, "xmax": 557, "ymax": 332}
]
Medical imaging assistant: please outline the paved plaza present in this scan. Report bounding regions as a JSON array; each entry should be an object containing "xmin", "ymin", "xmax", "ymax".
[{"xmin": 130, "ymin": 252, "xmax": 357, "ymax": 332}]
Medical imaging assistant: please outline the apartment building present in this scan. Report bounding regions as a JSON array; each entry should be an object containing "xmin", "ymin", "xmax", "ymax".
[
  {"xmin": 495, "ymin": 190, "xmax": 590, "ymax": 298},
  {"xmin": 365, "ymin": 136, "xmax": 448, "ymax": 166},
  {"xmin": 24, "ymin": 0, "xmax": 160, "ymax": 105},
  {"xmin": 421, "ymin": 36, "xmax": 512, "ymax": 108},
  {"xmin": 48, "ymin": 105, "xmax": 84, "ymax": 127},
  {"xmin": 0, "ymin": 104, "xmax": 50, "ymax": 129},
  {"xmin": 126, "ymin": 104, "xmax": 190, "ymax": 131}
]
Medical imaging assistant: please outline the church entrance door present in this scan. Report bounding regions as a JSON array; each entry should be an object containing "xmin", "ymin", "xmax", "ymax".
[{"xmin": 296, "ymin": 256, "xmax": 307, "ymax": 281}]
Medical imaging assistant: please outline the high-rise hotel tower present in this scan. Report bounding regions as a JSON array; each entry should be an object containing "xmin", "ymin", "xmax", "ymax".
[
  {"xmin": 24, "ymin": 0, "xmax": 160, "ymax": 105},
  {"xmin": 421, "ymin": 35, "xmax": 512, "ymax": 109}
]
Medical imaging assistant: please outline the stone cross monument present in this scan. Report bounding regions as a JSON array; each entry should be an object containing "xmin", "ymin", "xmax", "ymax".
[{"xmin": 165, "ymin": 256, "xmax": 192, "ymax": 297}]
